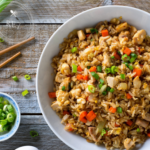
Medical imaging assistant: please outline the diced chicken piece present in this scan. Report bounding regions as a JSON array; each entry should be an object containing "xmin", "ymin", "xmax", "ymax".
[
  {"xmin": 80, "ymin": 47, "xmax": 93, "ymax": 61},
  {"xmin": 69, "ymin": 88, "xmax": 81, "ymax": 99},
  {"xmin": 60, "ymin": 54, "xmax": 72, "ymax": 65},
  {"xmin": 79, "ymin": 41, "xmax": 88, "ymax": 49},
  {"xmin": 135, "ymin": 118, "xmax": 149, "ymax": 128},
  {"xmin": 91, "ymin": 58, "xmax": 100, "ymax": 66},
  {"xmin": 51, "ymin": 101, "xmax": 62, "ymax": 112},
  {"xmin": 88, "ymin": 127, "xmax": 98, "ymax": 142},
  {"xmin": 143, "ymin": 62, "xmax": 150, "ymax": 74},
  {"xmin": 56, "ymin": 90, "xmax": 69, "ymax": 105},
  {"xmin": 85, "ymin": 28, "xmax": 92, "ymax": 33},
  {"xmin": 133, "ymin": 29, "xmax": 146, "ymax": 44},
  {"xmin": 61, "ymin": 114, "xmax": 70, "ymax": 123},
  {"xmin": 142, "ymin": 113, "xmax": 150, "ymax": 122},
  {"xmin": 55, "ymin": 72, "xmax": 66, "ymax": 83},
  {"xmin": 124, "ymin": 138, "xmax": 135, "ymax": 150},
  {"xmin": 116, "ymin": 22, "xmax": 128, "ymax": 32},
  {"xmin": 133, "ymin": 76, "xmax": 141, "ymax": 89},
  {"xmin": 59, "ymin": 77, "xmax": 70, "ymax": 91},
  {"xmin": 107, "ymin": 77, "xmax": 119, "ymax": 88},
  {"xmin": 77, "ymin": 30, "xmax": 86, "ymax": 41},
  {"xmin": 117, "ymin": 83, "xmax": 128, "ymax": 91},
  {"xmin": 130, "ymin": 88, "xmax": 140, "ymax": 97},
  {"xmin": 77, "ymin": 98, "xmax": 86, "ymax": 104},
  {"xmin": 130, "ymin": 26, "xmax": 137, "ymax": 37},
  {"xmin": 99, "ymin": 36, "xmax": 110, "ymax": 47},
  {"xmin": 119, "ymin": 31, "xmax": 130, "ymax": 45},
  {"xmin": 102, "ymin": 52, "xmax": 111, "ymax": 67}
]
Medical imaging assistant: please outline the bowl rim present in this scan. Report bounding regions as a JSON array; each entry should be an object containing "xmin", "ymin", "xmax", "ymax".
[
  {"xmin": 0, "ymin": 92, "xmax": 21, "ymax": 142},
  {"xmin": 36, "ymin": 5, "xmax": 150, "ymax": 150}
]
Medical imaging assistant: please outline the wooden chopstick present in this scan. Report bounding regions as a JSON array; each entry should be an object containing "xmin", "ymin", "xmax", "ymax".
[
  {"xmin": 0, "ymin": 37, "xmax": 35, "ymax": 56},
  {"xmin": 0, "ymin": 52, "xmax": 21, "ymax": 68}
]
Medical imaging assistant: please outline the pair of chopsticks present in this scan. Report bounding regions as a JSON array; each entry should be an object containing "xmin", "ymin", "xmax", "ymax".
[{"xmin": 0, "ymin": 37, "xmax": 35, "ymax": 69}]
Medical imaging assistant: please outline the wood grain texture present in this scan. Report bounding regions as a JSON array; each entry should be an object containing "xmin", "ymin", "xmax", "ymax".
[
  {"xmin": 112, "ymin": 0, "xmax": 150, "ymax": 13},
  {"xmin": 0, "ymin": 25, "xmax": 61, "ymax": 113},
  {"xmin": 1, "ymin": 115, "xmax": 72, "ymax": 150},
  {"xmin": 0, "ymin": 0, "xmax": 107, "ymax": 23}
]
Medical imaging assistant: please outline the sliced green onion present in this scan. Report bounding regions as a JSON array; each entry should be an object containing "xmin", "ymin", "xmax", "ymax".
[
  {"xmin": 72, "ymin": 64, "xmax": 77, "ymax": 73},
  {"xmin": 3, "ymin": 124, "xmax": 11, "ymax": 131},
  {"xmin": 2, "ymin": 113, "xmax": 6, "ymax": 118},
  {"xmin": 7, "ymin": 113, "xmax": 15, "ymax": 122},
  {"xmin": 30, "ymin": 130, "xmax": 39, "ymax": 137},
  {"xmin": 105, "ymin": 68, "xmax": 111, "ymax": 74},
  {"xmin": 3, "ymin": 105, "xmax": 8, "ymax": 111},
  {"xmin": 117, "ymin": 51, "xmax": 121, "ymax": 55},
  {"xmin": 106, "ymin": 87, "xmax": 111, "ymax": 92},
  {"xmin": 12, "ymin": 76, "xmax": 18, "ymax": 81},
  {"xmin": 0, "ymin": 120, "xmax": 7, "ymax": 126},
  {"xmin": 137, "ymin": 128, "xmax": 140, "ymax": 133},
  {"xmin": 0, "ymin": 97, "xmax": 3, "ymax": 103},
  {"xmin": 124, "ymin": 62, "xmax": 129, "ymax": 67},
  {"xmin": 87, "ymin": 66, "xmax": 91, "ymax": 69},
  {"xmin": 117, "ymin": 107, "xmax": 123, "ymax": 113},
  {"xmin": 0, "ymin": 109, "xmax": 2, "ymax": 116},
  {"xmin": 7, "ymin": 105, "xmax": 14, "ymax": 112},
  {"xmin": 110, "ymin": 66, "xmax": 117, "ymax": 74},
  {"xmin": 3, "ymin": 100, "xmax": 9, "ymax": 105},
  {"xmin": 111, "ymin": 56, "xmax": 115, "ymax": 59},
  {"xmin": 71, "ymin": 47, "xmax": 77, "ymax": 53},
  {"xmin": 97, "ymin": 66, "xmax": 102, "ymax": 72},
  {"xmin": 62, "ymin": 86, "xmax": 66, "ymax": 91},
  {"xmin": 22, "ymin": 90, "xmax": 29, "ymax": 97},
  {"xmin": 0, "ymin": 37, "xmax": 4, "ymax": 43},
  {"xmin": 122, "ymin": 54, "xmax": 130, "ymax": 62},
  {"xmin": 90, "ymin": 28, "xmax": 98, "ymax": 34},
  {"xmin": 99, "ymin": 84, "xmax": 103, "ymax": 89},
  {"xmin": 130, "ymin": 57, "xmax": 136, "ymax": 63},
  {"xmin": 91, "ymin": 72, "xmax": 99, "ymax": 80},
  {"xmin": 100, "ymin": 85, "xmax": 107, "ymax": 93},
  {"xmin": 110, "ymin": 88, "xmax": 114, "ymax": 93},
  {"xmin": 129, "ymin": 65, "xmax": 133, "ymax": 70},
  {"xmin": 88, "ymin": 85, "xmax": 95, "ymax": 93},
  {"xmin": 100, "ymin": 79, "xmax": 104, "ymax": 84},
  {"xmin": 102, "ymin": 91, "xmax": 107, "ymax": 95},
  {"xmin": 120, "ymin": 74, "xmax": 125, "ymax": 79},
  {"xmin": 0, "ymin": 104, "xmax": 3, "ymax": 109},
  {"xmin": 131, "ymin": 53, "xmax": 137, "ymax": 58},
  {"xmin": 101, "ymin": 129, "xmax": 106, "ymax": 136},
  {"xmin": 24, "ymin": 75, "xmax": 31, "ymax": 80}
]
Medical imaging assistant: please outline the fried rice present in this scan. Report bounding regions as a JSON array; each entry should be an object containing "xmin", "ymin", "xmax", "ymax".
[{"xmin": 50, "ymin": 17, "xmax": 150, "ymax": 150}]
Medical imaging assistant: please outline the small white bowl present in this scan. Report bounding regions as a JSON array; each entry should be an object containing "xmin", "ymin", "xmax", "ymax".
[
  {"xmin": 36, "ymin": 6, "xmax": 150, "ymax": 150},
  {"xmin": 0, "ymin": 92, "xmax": 21, "ymax": 142}
]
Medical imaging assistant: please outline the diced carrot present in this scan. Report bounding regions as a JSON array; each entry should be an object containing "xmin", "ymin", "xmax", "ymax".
[
  {"xmin": 138, "ymin": 47, "xmax": 141, "ymax": 54},
  {"xmin": 86, "ymin": 34, "xmax": 91, "ymax": 37},
  {"xmin": 109, "ymin": 107, "xmax": 116, "ymax": 113},
  {"xmin": 83, "ymin": 75, "xmax": 88, "ymax": 81},
  {"xmin": 68, "ymin": 127, "xmax": 74, "ymax": 132},
  {"xmin": 86, "ymin": 96, "xmax": 89, "ymax": 101},
  {"xmin": 126, "ymin": 120, "xmax": 133, "ymax": 126},
  {"xmin": 63, "ymin": 111, "xmax": 70, "ymax": 115},
  {"xmin": 147, "ymin": 133, "xmax": 150, "ymax": 137},
  {"xmin": 76, "ymin": 74, "xmax": 83, "ymax": 80},
  {"xmin": 77, "ymin": 66, "xmax": 83, "ymax": 71},
  {"xmin": 101, "ymin": 29, "xmax": 109, "ymax": 37},
  {"xmin": 86, "ymin": 110, "xmax": 96, "ymax": 122},
  {"xmin": 126, "ymin": 93, "xmax": 132, "ymax": 99},
  {"xmin": 115, "ymin": 123, "xmax": 120, "ymax": 127},
  {"xmin": 48, "ymin": 92, "xmax": 56, "ymax": 98},
  {"xmin": 114, "ymin": 52, "xmax": 121, "ymax": 60},
  {"xmin": 66, "ymin": 124, "xmax": 74, "ymax": 132},
  {"xmin": 79, "ymin": 111, "xmax": 87, "ymax": 123},
  {"xmin": 89, "ymin": 66, "xmax": 97, "ymax": 72},
  {"xmin": 133, "ymin": 68, "xmax": 142, "ymax": 77},
  {"xmin": 123, "ymin": 47, "xmax": 131, "ymax": 56}
]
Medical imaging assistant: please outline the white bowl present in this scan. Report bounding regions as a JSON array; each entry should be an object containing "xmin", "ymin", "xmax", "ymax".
[{"xmin": 36, "ymin": 6, "xmax": 150, "ymax": 150}]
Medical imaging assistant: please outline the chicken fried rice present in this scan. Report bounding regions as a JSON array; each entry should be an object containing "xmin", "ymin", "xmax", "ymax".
[{"xmin": 50, "ymin": 17, "xmax": 150, "ymax": 150}]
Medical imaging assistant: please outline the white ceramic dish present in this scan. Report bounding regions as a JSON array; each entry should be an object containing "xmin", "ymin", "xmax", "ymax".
[{"xmin": 36, "ymin": 6, "xmax": 150, "ymax": 150}]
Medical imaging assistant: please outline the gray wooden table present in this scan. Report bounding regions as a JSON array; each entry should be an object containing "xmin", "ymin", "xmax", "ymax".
[{"xmin": 0, "ymin": 0, "xmax": 149, "ymax": 149}]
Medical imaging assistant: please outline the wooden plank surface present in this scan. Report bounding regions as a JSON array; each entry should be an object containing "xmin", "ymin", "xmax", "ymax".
[
  {"xmin": 1, "ymin": 115, "xmax": 72, "ymax": 150},
  {"xmin": 0, "ymin": 0, "xmax": 106, "ymax": 23}
]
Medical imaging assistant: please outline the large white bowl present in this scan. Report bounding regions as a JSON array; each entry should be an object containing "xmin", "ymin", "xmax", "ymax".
[{"xmin": 36, "ymin": 6, "xmax": 150, "ymax": 150}]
